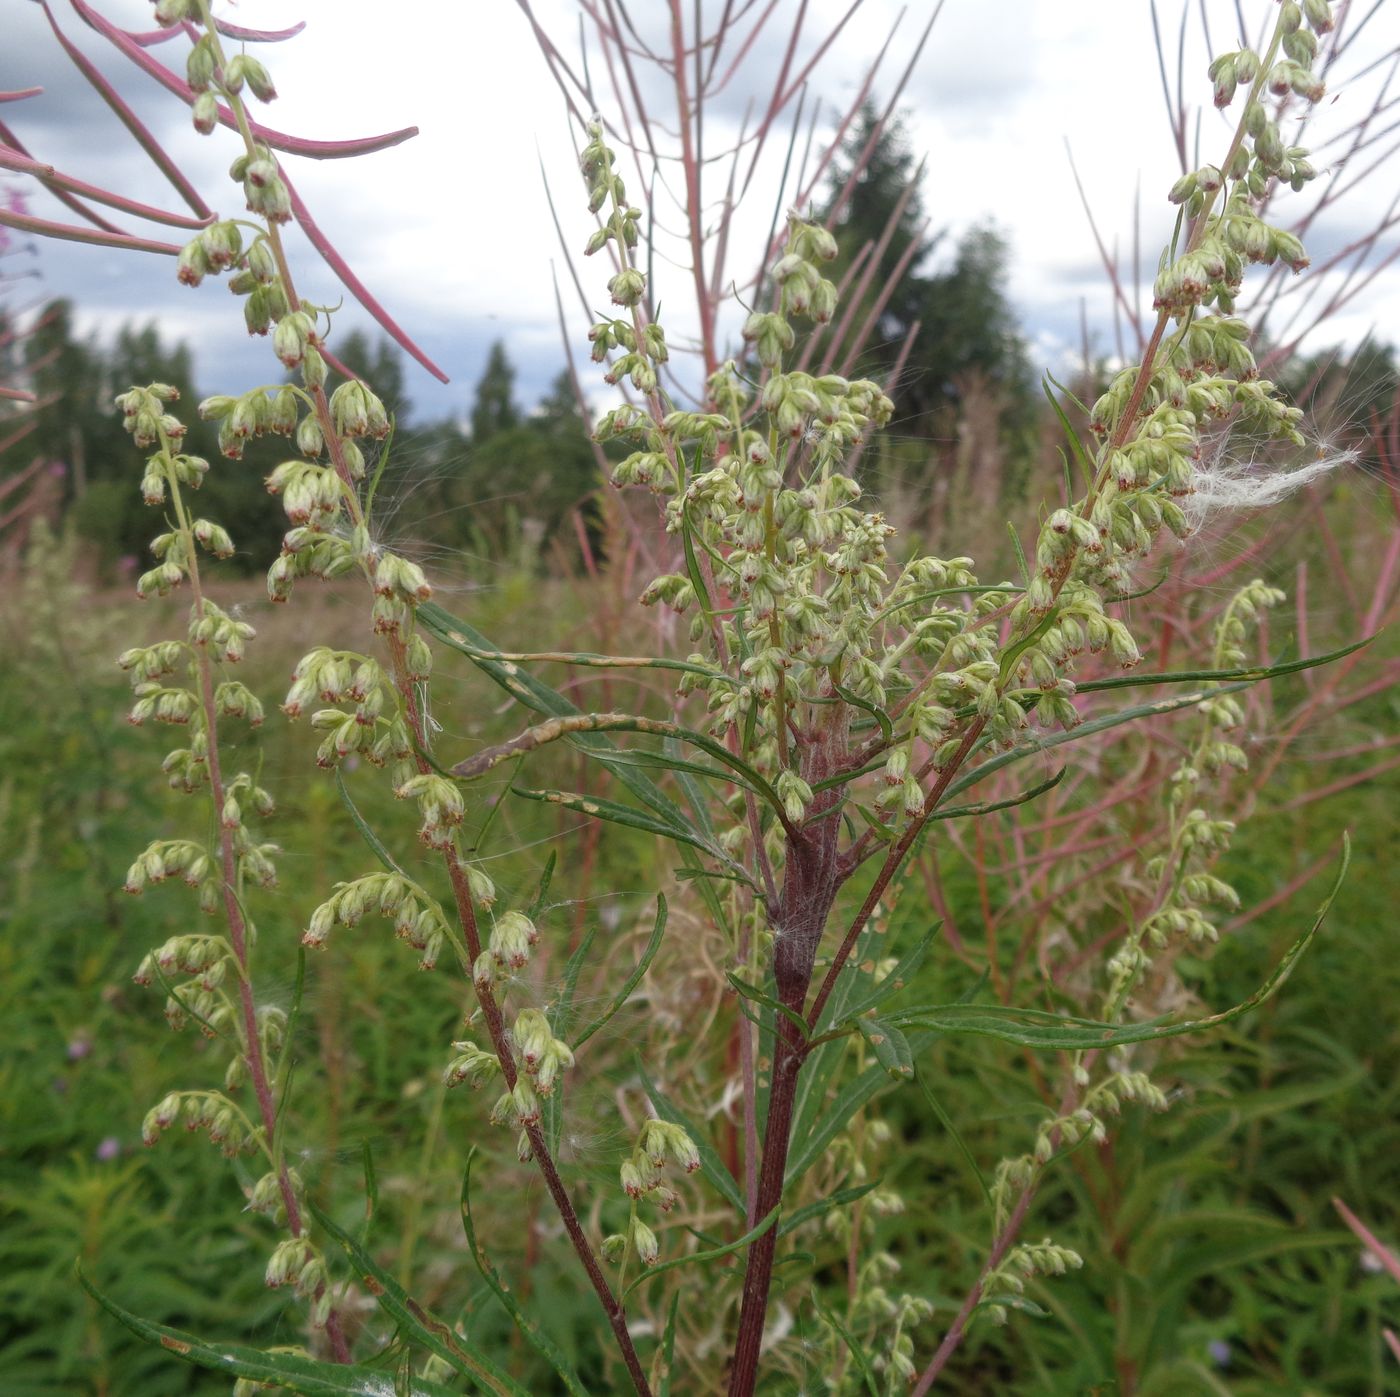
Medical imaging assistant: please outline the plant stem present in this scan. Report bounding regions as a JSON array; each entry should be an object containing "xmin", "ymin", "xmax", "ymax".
[
  {"xmin": 910, "ymin": 1185, "xmax": 1036, "ymax": 1395},
  {"xmin": 163, "ymin": 441, "xmax": 351, "ymax": 1364},
  {"xmin": 727, "ymin": 990, "xmax": 806, "ymax": 1396},
  {"xmin": 195, "ymin": 17, "xmax": 651, "ymax": 1385}
]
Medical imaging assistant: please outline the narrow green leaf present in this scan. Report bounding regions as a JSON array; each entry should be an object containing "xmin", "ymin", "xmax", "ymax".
[
  {"xmin": 676, "ymin": 844, "xmax": 733, "ymax": 929},
  {"xmin": 727, "ymin": 972, "xmax": 809, "ymax": 1040},
  {"xmin": 786, "ymin": 1057, "xmax": 898, "ymax": 1186},
  {"xmin": 851, "ymin": 801, "xmax": 896, "ymax": 843},
  {"xmin": 459, "ymin": 1152, "xmax": 588, "ymax": 1396},
  {"xmin": 1006, "ymin": 520, "xmax": 1031, "ymax": 587},
  {"xmin": 828, "ymin": 922, "xmax": 942, "ymax": 1030},
  {"xmin": 336, "ymin": 768, "xmax": 406, "ymax": 877},
  {"xmin": 360, "ymin": 1140, "xmax": 379, "ymax": 1249},
  {"xmin": 929, "ymin": 768, "xmax": 1065, "ymax": 824},
  {"xmin": 891, "ymin": 836, "xmax": 1347, "ymax": 1050},
  {"xmin": 1104, "ymin": 567, "xmax": 1170, "ymax": 604},
  {"xmin": 78, "ymin": 1265, "xmax": 464, "ymax": 1396},
  {"xmin": 623, "ymin": 1205, "xmax": 780, "ymax": 1297},
  {"xmin": 1043, "ymin": 371, "xmax": 1096, "ymax": 492},
  {"xmin": 680, "ymin": 510, "xmax": 716, "ymax": 621},
  {"xmin": 545, "ymin": 916, "xmax": 595, "ymax": 1156},
  {"xmin": 775, "ymin": 1250, "xmax": 817, "ymax": 1271},
  {"xmin": 811, "ymin": 1295, "xmax": 880, "ymax": 1397},
  {"xmin": 655, "ymin": 1292, "xmax": 681, "ymax": 1397},
  {"xmin": 307, "ymin": 1202, "xmax": 528, "ymax": 1395},
  {"xmin": 943, "ymin": 683, "xmax": 1256, "ymax": 803},
  {"xmin": 1075, "ymin": 635, "xmax": 1375, "ymax": 695},
  {"xmin": 789, "ymin": 911, "xmax": 897, "ymax": 1152},
  {"xmin": 574, "ymin": 895, "xmax": 667, "ymax": 1049},
  {"xmin": 391, "ymin": 641, "xmax": 727, "ymax": 684},
  {"xmin": 525, "ymin": 851, "xmax": 558, "ymax": 920},
  {"xmin": 834, "ymin": 683, "xmax": 893, "ymax": 743},
  {"xmin": 914, "ymin": 1067, "xmax": 992, "ymax": 1211},
  {"xmin": 999, "ymin": 609, "xmax": 1059, "ymax": 686},
  {"xmin": 419, "ymin": 604, "xmax": 694, "ymax": 832},
  {"xmin": 512, "ymin": 786, "xmax": 743, "ymax": 880},
  {"xmin": 363, "ymin": 414, "xmax": 396, "ymax": 529},
  {"xmin": 856, "ymin": 1015, "xmax": 914, "ymax": 1079},
  {"xmin": 636, "ymin": 1057, "xmax": 745, "ymax": 1216},
  {"xmin": 149, "ymin": 961, "xmax": 230, "ymax": 1045},
  {"xmin": 551, "ymin": 929, "xmax": 596, "ymax": 1042},
  {"xmin": 778, "ymin": 1180, "xmax": 881, "ymax": 1237},
  {"xmin": 455, "ymin": 712, "xmax": 784, "ymax": 816},
  {"xmin": 667, "ymin": 737, "xmax": 719, "ymax": 842},
  {"xmin": 787, "ymin": 980, "xmax": 984, "ymax": 1185},
  {"xmin": 873, "ymin": 583, "xmax": 1024, "ymax": 626},
  {"xmin": 976, "ymin": 1293, "xmax": 1050, "ymax": 1319},
  {"xmin": 273, "ymin": 942, "xmax": 310, "ymax": 1159}
]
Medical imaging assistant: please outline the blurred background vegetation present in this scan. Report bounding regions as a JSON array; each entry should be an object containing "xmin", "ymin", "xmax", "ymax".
[{"xmin": 2, "ymin": 110, "xmax": 1399, "ymax": 1396}]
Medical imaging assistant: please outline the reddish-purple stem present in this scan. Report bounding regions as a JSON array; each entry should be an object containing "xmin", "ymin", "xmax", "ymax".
[
  {"xmin": 42, "ymin": 0, "xmax": 212, "ymax": 218},
  {"xmin": 0, "ymin": 145, "xmax": 212, "ymax": 229},
  {"xmin": 280, "ymin": 171, "xmax": 448, "ymax": 384},
  {"xmin": 0, "ymin": 204, "xmax": 179, "ymax": 256},
  {"xmin": 66, "ymin": 0, "xmax": 419, "ymax": 162}
]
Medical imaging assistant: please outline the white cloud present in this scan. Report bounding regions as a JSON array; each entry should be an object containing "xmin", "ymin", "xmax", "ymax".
[{"xmin": 2, "ymin": 0, "xmax": 1394, "ymax": 421}]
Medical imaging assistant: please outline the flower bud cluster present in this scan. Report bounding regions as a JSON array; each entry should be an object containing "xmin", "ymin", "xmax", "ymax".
[
  {"xmin": 282, "ymin": 648, "xmax": 413, "ymax": 773},
  {"xmin": 120, "ymin": 610, "xmax": 260, "ymax": 789},
  {"xmin": 142, "ymin": 1089, "xmax": 248, "ymax": 1157},
  {"xmin": 619, "ymin": 1119, "xmax": 701, "ymax": 1202},
  {"xmin": 602, "ymin": 1120, "xmax": 701, "ymax": 1268},
  {"xmin": 819, "ymin": 1260, "xmax": 930, "ymax": 1387},
  {"xmin": 473, "ymin": 908, "xmax": 540, "ymax": 989},
  {"xmin": 394, "ymin": 772, "xmax": 466, "ymax": 850},
  {"xmin": 302, "ymin": 871, "xmax": 447, "ymax": 970},
  {"xmin": 578, "ymin": 124, "xmax": 650, "ymax": 308},
  {"xmin": 1111, "ymin": 580, "xmax": 1280, "ymax": 992},
  {"xmin": 511, "ymin": 1008, "xmax": 575, "ymax": 1097},
  {"xmin": 442, "ymin": 1039, "xmax": 501, "ymax": 1090},
  {"xmin": 977, "ymin": 1239, "xmax": 1084, "ymax": 1326},
  {"xmin": 265, "ymin": 1237, "xmax": 335, "ymax": 1326},
  {"xmin": 199, "ymin": 385, "xmax": 300, "ymax": 460},
  {"xmin": 1152, "ymin": 19, "xmax": 1328, "ymax": 318},
  {"xmin": 767, "ymin": 214, "xmax": 839, "ymax": 323},
  {"xmin": 217, "ymin": 771, "xmax": 276, "ymax": 833},
  {"xmin": 266, "ymin": 460, "xmax": 345, "ymax": 529},
  {"xmin": 124, "ymin": 838, "xmax": 211, "ymax": 896},
  {"xmin": 488, "ymin": 1073, "xmax": 547, "ymax": 1160},
  {"xmin": 133, "ymin": 931, "xmax": 229, "ymax": 998},
  {"xmin": 229, "ymin": 145, "xmax": 291, "ymax": 225},
  {"xmin": 602, "ymin": 1216, "xmax": 660, "ymax": 1267},
  {"xmin": 247, "ymin": 1167, "xmax": 303, "ymax": 1227}
]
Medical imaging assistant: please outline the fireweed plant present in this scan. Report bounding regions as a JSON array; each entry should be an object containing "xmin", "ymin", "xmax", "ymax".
[{"xmin": 4, "ymin": 1, "xmax": 1369, "ymax": 1393}]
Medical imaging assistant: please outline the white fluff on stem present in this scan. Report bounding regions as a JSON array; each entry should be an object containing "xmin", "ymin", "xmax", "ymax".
[{"xmin": 1183, "ymin": 449, "xmax": 1355, "ymax": 530}]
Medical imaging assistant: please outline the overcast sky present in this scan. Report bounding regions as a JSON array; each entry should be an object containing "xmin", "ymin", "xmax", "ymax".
[{"xmin": 3, "ymin": 0, "xmax": 1396, "ymax": 427}]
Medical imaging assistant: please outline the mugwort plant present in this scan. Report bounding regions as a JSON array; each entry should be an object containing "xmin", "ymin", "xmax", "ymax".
[{"xmin": 1, "ymin": 1, "xmax": 1378, "ymax": 1392}]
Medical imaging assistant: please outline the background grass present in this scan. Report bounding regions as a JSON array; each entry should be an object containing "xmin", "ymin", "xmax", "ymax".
[{"xmin": 0, "ymin": 486, "xmax": 1397, "ymax": 1396}]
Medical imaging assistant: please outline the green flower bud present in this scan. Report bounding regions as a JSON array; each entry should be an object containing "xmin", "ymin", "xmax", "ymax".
[
  {"xmin": 192, "ymin": 91, "xmax": 219, "ymax": 135},
  {"xmin": 1302, "ymin": 0, "xmax": 1333, "ymax": 32},
  {"xmin": 176, "ymin": 238, "xmax": 210, "ymax": 287},
  {"xmin": 1168, "ymin": 171, "xmax": 1197, "ymax": 204},
  {"xmin": 241, "ymin": 57, "xmax": 277, "ymax": 103},
  {"xmin": 630, "ymin": 1217, "xmax": 659, "ymax": 1266},
  {"xmin": 246, "ymin": 239, "xmax": 278, "ymax": 285},
  {"xmin": 301, "ymin": 345, "xmax": 327, "ymax": 390},
  {"xmin": 296, "ymin": 414, "xmax": 325, "ymax": 457},
  {"xmin": 186, "ymin": 36, "xmax": 215, "ymax": 92},
  {"xmin": 608, "ymin": 268, "xmax": 646, "ymax": 306}
]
